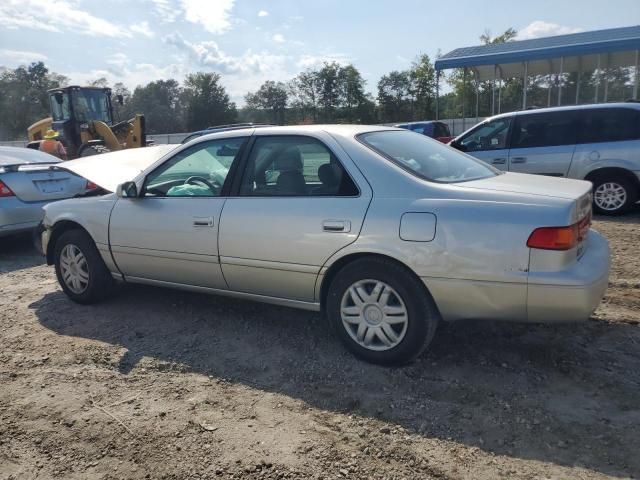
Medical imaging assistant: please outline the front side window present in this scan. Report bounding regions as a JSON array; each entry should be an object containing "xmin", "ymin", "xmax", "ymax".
[
  {"xmin": 458, "ymin": 117, "xmax": 511, "ymax": 151},
  {"xmin": 511, "ymin": 112, "xmax": 577, "ymax": 148},
  {"xmin": 580, "ymin": 108, "xmax": 640, "ymax": 144},
  {"xmin": 239, "ymin": 136, "xmax": 358, "ymax": 196},
  {"xmin": 71, "ymin": 90, "xmax": 112, "ymax": 124},
  {"xmin": 144, "ymin": 138, "xmax": 245, "ymax": 197},
  {"xmin": 359, "ymin": 130, "xmax": 498, "ymax": 183}
]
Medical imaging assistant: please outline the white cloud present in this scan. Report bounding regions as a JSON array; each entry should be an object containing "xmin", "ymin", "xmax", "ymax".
[
  {"xmin": 150, "ymin": 0, "xmax": 179, "ymax": 23},
  {"xmin": 296, "ymin": 53, "xmax": 351, "ymax": 69},
  {"xmin": 130, "ymin": 21, "xmax": 154, "ymax": 38},
  {"xmin": 164, "ymin": 32, "xmax": 285, "ymax": 76},
  {"xmin": 258, "ymin": 10, "xmax": 269, "ymax": 17},
  {"xmin": 0, "ymin": 0, "xmax": 132, "ymax": 37},
  {"xmin": 517, "ymin": 21, "xmax": 583, "ymax": 40},
  {"xmin": 0, "ymin": 49, "xmax": 47, "ymax": 64},
  {"xmin": 272, "ymin": 33, "xmax": 285, "ymax": 43},
  {"xmin": 181, "ymin": 0, "xmax": 235, "ymax": 34}
]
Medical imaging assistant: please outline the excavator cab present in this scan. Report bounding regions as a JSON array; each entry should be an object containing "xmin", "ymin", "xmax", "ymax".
[{"xmin": 27, "ymin": 86, "xmax": 146, "ymax": 159}]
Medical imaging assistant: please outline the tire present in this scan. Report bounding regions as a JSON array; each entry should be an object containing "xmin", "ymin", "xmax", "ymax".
[
  {"xmin": 79, "ymin": 145, "xmax": 110, "ymax": 157},
  {"xmin": 53, "ymin": 229, "xmax": 114, "ymax": 304},
  {"xmin": 591, "ymin": 175, "xmax": 638, "ymax": 215},
  {"xmin": 326, "ymin": 257, "xmax": 439, "ymax": 366}
]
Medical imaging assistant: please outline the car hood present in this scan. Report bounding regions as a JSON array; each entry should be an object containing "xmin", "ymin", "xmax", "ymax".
[
  {"xmin": 456, "ymin": 172, "xmax": 592, "ymax": 200},
  {"xmin": 55, "ymin": 145, "xmax": 179, "ymax": 192}
]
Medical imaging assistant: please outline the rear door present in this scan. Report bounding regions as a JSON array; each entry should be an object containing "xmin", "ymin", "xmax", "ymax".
[
  {"xmin": 108, "ymin": 137, "xmax": 247, "ymax": 288},
  {"xmin": 218, "ymin": 133, "xmax": 372, "ymax": 302},
  {"xmin": 455, "ymin": 116, "xmax": 512, "ymax": 170},
  {"xmin": 508, "ymin": 110, "xmax": 578, "ymax": 177}
]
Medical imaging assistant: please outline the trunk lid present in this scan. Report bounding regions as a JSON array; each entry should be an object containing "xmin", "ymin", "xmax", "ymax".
[
  {"xmin": 55, "ymin": 145, "xmax": 179, "ymax": 192},
  {"xmin": 457, "ymin": 172, "xmax": 592, "ymax": 201}
]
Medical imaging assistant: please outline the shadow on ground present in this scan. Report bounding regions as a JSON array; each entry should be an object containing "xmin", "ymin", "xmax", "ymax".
[
  {"xmin": 29, "ymin": 283, "xmax": 640, "ymax": 477},
  {"xmin": 0, "ymin": 232, "xmax": 44, "ymax": 273}
]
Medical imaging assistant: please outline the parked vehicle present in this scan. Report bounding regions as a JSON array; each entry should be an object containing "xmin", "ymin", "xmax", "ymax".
[
  {"xmin": 41, "ymin": 125, "xmax": 609, "ymax": 365},
  {"xmin": 394, "ymin": 121, "xmax": 454, "ymax": 143},
  {"xmin": 449, "ymin": 103, "xmax": 640, "ymax": 215},
  {"xmin": 0, "ymin": 147, "xmax": 96, "ymax": 238}
]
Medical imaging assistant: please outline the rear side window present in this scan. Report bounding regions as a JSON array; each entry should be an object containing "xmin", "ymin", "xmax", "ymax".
[
  {"xmin": 435, "ymin": 122, "xmax": 450, "ymax": 138},
  {"xmin": 579, "ymin": 108, "xmax": 640, "ymax": 144},
  {"xmin": 239, "ymin": 136, "xmax": 358, "ymax": 196},
  {"xmin": 511, "ymin": 111, "xmax": 578, "ymax": 148}
]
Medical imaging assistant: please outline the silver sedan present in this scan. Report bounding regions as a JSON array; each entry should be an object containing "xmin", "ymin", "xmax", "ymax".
[{"xmin": 40, "ymin": 126, "xmax": 610, "ymax": 365}]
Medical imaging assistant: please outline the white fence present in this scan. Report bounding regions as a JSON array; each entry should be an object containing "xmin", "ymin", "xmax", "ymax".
[{"xmin": 0, "ymin": 118, "xmax": 488, "ymax": 147}]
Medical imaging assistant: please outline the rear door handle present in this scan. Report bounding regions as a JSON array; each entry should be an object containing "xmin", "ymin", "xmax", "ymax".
[
  {"xmin": 193, "ymin": 216, "xmax": 214, "ymax": 227},
  {"xmin": 323, "ymin": 220, "xmax": 351, "ymax": 233},
  {"xmin": 511, "ymin": 157, "xmax": 527, "ymax": 164},
  {"xmin": 492, "ymin": 157, "xmax": 506, "ymax": 165}
]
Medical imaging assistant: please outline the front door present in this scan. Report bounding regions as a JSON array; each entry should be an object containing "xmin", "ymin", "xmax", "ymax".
[
  {"xmin": 218, "ymin": 134, "xmax": 372, "ymax": 302},
  {"xmin": 109, "ymin": 137, "xmax": 247, "ymax": 288},
  {"xmin": 507, "ymin": 110, "xmax": 578, "ymax": 177},
  {"xmin": 455, "ymin": 117, "xmax": 512, "ymax": 171}
]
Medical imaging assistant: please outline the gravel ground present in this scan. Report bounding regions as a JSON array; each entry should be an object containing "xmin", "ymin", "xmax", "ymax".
[{"xmin": 0, "ymin": 212, "xmax": 639, "ymax": 480}]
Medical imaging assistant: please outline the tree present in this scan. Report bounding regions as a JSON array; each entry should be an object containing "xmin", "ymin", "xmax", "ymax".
[
  {"xmin": 409, "ymin": 54, "xmax": 437, "ymax": 120},
  {"xmin": 288, "ymin": 70, "xmax": 319, "ymax": 123},
  {"xmin": 316, "ymin": 62, "xmax": 341, "ymax": 122},
  {"xmin": 337, "ymin": 64, "xmax": 375, "ymax": 123},
  {"xmin": 182, "ymin": 73, "xmax": 236, "ymax": 131},
  {"xmin": 127, "ymin": 79, "xmax": 184, "ymax": 134},
  {"xmin": 0, "ymin": 62, "xmax": 66, "ymax": 140},
  {"xmin": 377, "ymin": 70, "xmax": 412, "ymax": 122},
  {"xmin": 244, "ymin": 80, "xmax": 288, "ymax": 124}
]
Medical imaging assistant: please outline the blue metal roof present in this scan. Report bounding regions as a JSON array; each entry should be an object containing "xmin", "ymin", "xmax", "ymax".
[{"xmin": 435, "ymin": 25, "xmax": 640, "ymax": 70}]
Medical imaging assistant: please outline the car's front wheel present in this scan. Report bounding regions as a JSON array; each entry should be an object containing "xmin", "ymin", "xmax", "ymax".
[
  {"xmin": 591, "ymin": 175, "xmax": 638, "ymax": 215},
  {"xmin": 326, "ymin": 257, "xmax": 439, "ymax": 365},
  {"xmin": 54, "ymin": 229, "xmax": 114, "ymax": 304}
]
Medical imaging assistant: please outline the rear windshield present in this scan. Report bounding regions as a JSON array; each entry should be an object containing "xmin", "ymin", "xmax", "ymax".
[{"xmin": 358, "ymin": 130, "xmax": 498, "ymax": 183}]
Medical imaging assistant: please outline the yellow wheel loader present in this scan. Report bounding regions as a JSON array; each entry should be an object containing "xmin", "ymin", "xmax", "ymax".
[{"xmin": 27, "ymin": 86, "xmax": 147, "ymax": 159}]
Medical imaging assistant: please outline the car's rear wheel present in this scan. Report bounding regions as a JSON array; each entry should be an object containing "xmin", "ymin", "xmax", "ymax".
[
  {"xmin": 326, "ymin": 257, "xmax": 439, "ymax": 365},
  {"xmin": 54, "ymin": 229, "xmax": 114, "ymax": 304},
  {"xmin": 591, "ymin": 175, "xmax": 638, "ymax": 215}
]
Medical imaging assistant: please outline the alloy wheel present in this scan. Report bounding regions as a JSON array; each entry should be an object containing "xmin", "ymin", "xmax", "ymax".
[{"xmin": 594, "ymin": 182, "xmax": 627, "ymax": 212}]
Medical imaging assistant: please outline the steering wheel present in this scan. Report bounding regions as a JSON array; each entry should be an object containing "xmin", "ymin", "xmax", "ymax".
[{"xmin": 184, "ymin": 176, "xmax": 218, "ymax": 191}]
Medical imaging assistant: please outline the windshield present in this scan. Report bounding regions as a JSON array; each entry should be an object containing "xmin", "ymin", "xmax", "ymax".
[
  {"xmin": 71, "ymin": 89, "xmax": 112, "ymax": 123},
  {"xmin": 50, "ymin": 92, "xmax": 71, "ymax": 121},
  {"xmin": 358, "ymin": 130, "xmax": 499, "ymax": 183}
]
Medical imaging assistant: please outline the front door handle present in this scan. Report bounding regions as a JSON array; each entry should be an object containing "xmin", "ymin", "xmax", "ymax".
[
  {"xmin": 323, "ymin": 220, "xmax": 351, "ymax": 233},
  {"xmin": 511, "ymin": 156, "xmax": 527, "ymax": 164},
  {"xmin": 492, "ymin": 157, "xmax": 506, "ymax": 165},
  {"xmin": 193, "ymin": 216, "xmax": 214, "ymax": 227}
]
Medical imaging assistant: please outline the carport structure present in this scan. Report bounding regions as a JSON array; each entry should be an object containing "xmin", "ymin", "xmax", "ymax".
[{"xmin": 434, "ymin": 25, "xmax": 640, "ymax": 125}]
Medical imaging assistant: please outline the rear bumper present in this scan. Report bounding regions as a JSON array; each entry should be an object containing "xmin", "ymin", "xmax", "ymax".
[
  {"xmin": 0, "ymin": 198, "xmax": 47, "ymax": 237},
  {"xmin": 527, "ymin": 230, "xmax": 610, "ymax": 322}
]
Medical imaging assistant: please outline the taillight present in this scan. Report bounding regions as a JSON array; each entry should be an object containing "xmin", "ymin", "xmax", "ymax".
[
  {"xmin": 527, "ymin": 216, "xmax": 591, "ymax": 251},
  {"xmin": 85, "ymin": 180, "xmax": 98, "ymax": 190},
  {"xmin": 0, "ymin": 180, "xmax": 15, "ymax": 197}
]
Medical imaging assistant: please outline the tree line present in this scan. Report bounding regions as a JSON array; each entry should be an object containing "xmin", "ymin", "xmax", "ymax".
[{"xmin": 1, "ymin": 28, "xmax": 637, "ymax": 140}]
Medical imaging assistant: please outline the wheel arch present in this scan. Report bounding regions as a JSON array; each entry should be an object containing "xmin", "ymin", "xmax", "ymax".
[
  {"xmin": 318, "ymin": 252, "xmax": 439, "ymax": 315},
  {"xmin": 46, "ymin": 220, "xmax": 92, "ymax": 265},
  {"xmin": 584, "ymin": 166, "xmax": 640, "ymax": 189}
]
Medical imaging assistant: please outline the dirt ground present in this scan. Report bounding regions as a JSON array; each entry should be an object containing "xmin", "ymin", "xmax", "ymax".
[{"xmin": 0, "ymin": 212, "xmax": 639, "ymax": 480}]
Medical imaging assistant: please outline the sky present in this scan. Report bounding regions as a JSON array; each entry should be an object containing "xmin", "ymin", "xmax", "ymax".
[{"xmin": 0, "ymin": 0, "xmax": 639, "ymax": 104}]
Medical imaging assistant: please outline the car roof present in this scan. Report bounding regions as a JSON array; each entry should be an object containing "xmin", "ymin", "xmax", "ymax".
[
  {"xmin": 487, "ymin": 101, "xmax": 640, "ymax": 121},
  {"xmin": 191, "ymin": 124, "xmax": 399, "ymax": 143}
]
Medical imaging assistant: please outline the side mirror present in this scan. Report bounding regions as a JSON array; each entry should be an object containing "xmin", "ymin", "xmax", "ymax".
[
  {"xmin": 116, "ymin": 94, "xmax": 124, "ymax": 106},
  {"xmin": 116, "ymin": 181, "xmax": 138, "ymax": 198}
]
